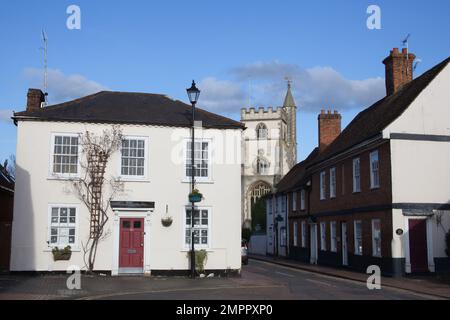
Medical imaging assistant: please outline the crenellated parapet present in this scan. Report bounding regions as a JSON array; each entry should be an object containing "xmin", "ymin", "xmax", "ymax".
[{"xmin": 240, "ymin": 106, "xmax": 287, "ymax": 121}]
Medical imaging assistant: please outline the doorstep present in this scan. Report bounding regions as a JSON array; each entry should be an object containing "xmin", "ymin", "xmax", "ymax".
[{"xmin": 249, "ymin": 254, "xmax": 450, "ymax": 299}]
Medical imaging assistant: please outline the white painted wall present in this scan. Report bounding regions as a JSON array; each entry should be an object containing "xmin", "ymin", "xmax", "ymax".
[
  {"xmin": 386, "ymin": 63, "xmax": 450, "ymax": 265},
  {"xmin": 10, "ymin": 121, "xmax": 242, "ymax": 273}
]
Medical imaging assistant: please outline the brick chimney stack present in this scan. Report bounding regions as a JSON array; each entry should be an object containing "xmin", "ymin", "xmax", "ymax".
[
  {"xmin": 383, "ymin": 48, "xmax": 416, "ymax": 96},
  {"xmin": 26, "ymin": 89, "xmax": 45, "ymax": 112},
  {"xmin": 318, "ymin": 109, "xmax": 341, "ymax": 151}
]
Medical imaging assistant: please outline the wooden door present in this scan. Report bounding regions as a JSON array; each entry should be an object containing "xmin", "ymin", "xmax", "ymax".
[
  {"xmin": 408, "ymin": 219, "xmax": 428, "ymax": 273},
  {"xmin": 119, "ymin": 218, "xmax": 144, "ymax": 268}
]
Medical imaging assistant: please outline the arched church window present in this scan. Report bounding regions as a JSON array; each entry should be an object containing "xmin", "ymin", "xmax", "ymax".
[
  {"xmin": 250, "ymin": 182, "xmax": 271, "ymax": 202},
  {"xmin": 256, "ymin": 123, "xmax": 268, "ymax": 139},
  {"xmin": 256, "ymin": 157, "xmax": 269, "ymax": 175}
]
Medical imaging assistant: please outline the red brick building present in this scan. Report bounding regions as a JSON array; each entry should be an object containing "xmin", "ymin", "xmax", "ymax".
[{"xmin": 270, "ymin": 49, "xmax": 450, "ymax": 276}]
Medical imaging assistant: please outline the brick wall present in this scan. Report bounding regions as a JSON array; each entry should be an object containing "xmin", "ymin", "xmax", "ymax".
[{"xmin": 310, "ymin": 141, "xmax": 392, "ymax": 214}]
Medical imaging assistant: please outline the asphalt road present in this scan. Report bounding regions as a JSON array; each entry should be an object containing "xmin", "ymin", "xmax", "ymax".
[
  {"xmin": 86, "ymin": 259, "xmax": 437, "ymax": 300},
  {"xmin": 0, "ymin": 259, "xmax": 441, "ymax": 300}
]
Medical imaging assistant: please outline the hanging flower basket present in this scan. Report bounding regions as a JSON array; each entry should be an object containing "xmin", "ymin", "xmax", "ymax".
[
  {"xmin": 189, "ymin": 189, "xmax": 203, "ymax": 203},
  {"xmin": 52, "ymin": 246, "xmax": 72, "ymax": 261},
  {"xmin": 161, "ymin": 217, "xmax": 173, "ymax": 227}
]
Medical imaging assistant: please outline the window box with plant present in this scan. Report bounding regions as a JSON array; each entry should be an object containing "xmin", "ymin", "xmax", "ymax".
[
  {"xmin": 188, "ymin": 189, "xmax": 203, "ymax": 203},
  {"xmin": 52, "ymin": 245, "xmax": 72, "ymax": 261}
]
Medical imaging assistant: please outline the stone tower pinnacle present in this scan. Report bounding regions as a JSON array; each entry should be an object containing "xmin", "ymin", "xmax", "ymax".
[{"xmin": 283, "ymin": 80, "xmax": 297, "ymax": 167}]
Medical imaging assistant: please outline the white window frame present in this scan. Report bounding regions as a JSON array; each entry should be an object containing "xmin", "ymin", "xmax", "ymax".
[
  {"xmin": 320, "ymin": 171, "xmax": 326, "ymax": 200},
  {"xmin": 183, "ymin": 206, "xmax": 211, "ymax": 250},
  {"xmin": 354, "ymin": 220, "xmax": 363, "ymax": 255},
  {"xmin": 320, "ymin": 222, "xmax": 327, "ymax": 251},
  {"xmin": 119, "ymin": 136, "xmax": 149, "ymax": 181},
  {"xmin": 330, "ymin": 221, "xmax": 337, "ymax": 252},
  {"xmin": 47, "ymin": 204, "xmax": 80, "ymax": 249},
  {"xmin": 49, "ymin": 133, "xmax": 81, "ymax": 179},
  {"xmin": 301, "ymin": 221, "xmax": 306, "ymax": 248},
  {"xmin": 371, "ymin": 219, "xmax": 382, "ymax": 257},
  {"xmin": 352, "ymin": 158, "xmax": 361, "ymax": 193},
  {"xmin": 300, "ymin": 189, "xmax": 306, "ymax": 210},
  {"xmin": 330, "ymin": 167, "xmax": 336, "ymax": 198},
  {"xmin": 293, "ymin": 222, "xmax": 298, "ymax": 247},
  {"xmin": 292, "ymin": 192, "xmax": 297, "ymax": 211},
  {"xmin": 183, "ymin": 138, "xmax": 212, "ymax": 183},
  {"xmin": 370, "ymin": 150, "xmax": 380, "ymax": 189}
]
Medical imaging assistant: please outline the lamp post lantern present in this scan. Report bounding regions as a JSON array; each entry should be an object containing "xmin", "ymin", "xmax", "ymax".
[{"xmin": 186, "ymin": 80, "xmax": 200, "ymax": 278}]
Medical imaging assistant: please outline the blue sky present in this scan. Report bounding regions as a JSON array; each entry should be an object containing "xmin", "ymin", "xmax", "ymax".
[{"xmin": 1, "ymin": 0, "xmax": 450, "ymax": 163}]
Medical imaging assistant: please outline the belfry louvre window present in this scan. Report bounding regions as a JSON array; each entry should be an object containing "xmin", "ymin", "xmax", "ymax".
[
  {"xmin": 50, "ymin": 206, "xmax": 77, "ymax": 246},
  {"xmin": 256, "ymin": 123, "xmax": 268, "ymax": 139},
  {"xmin": 52, "ymin": 135, "xmax": 79, "ymax": 174},
  {"xmin": 121, "ymin": 138, "xmax": 146, "ymax": 177},
  {"xmin": 186, "ymin": 141, "xmax": 209, "ymax": 179}
]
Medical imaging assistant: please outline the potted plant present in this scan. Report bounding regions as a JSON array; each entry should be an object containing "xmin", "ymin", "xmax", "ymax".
[
  {"xmin": 186, "ymin": 249, "xmax": 208, "ymax": 275},
  {"xmin": 52, "ymin": 245, "xmax": 72, "ymax": 261},
  {"xmin": 161, "ymin": 216, "xmax": 173, "ymax": 227},
  {"xmin": 188, "ymin": 188, "xmax": 203, "ymax": 203}
]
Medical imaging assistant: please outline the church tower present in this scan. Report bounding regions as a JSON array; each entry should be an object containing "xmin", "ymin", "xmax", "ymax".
[{"xmin": 240, "ymin": 81, "xmax": 298, "ymax": 228}]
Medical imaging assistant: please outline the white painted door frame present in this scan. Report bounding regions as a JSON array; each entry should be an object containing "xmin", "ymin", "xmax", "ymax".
[
  {"xmin": 111, "ymin": 208, "xmax": 153, "ymax": 276},
  {"xmin": 342, "ymin": 222, "xmax": 348, "ymax": 266},
  {"xmin": 310, "ymin": 224, "xmax": 318, "ymax": 264},
  {"xmin": 403, "ymin": 216, "xmax": 435, "ymax": 273}
]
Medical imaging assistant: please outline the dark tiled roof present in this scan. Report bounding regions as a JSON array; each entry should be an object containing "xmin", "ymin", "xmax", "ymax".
[
  {"xmin": 311, "ymin": 56, "xmax": 450, "ymax": 165},
  {"xmin": 0, "ymin": 164, "xmax": 14, "ymax": 192},
  {"xmin": 13, "ymin": 91, "xmax": 245, "ymax": 129},
  {"xmin": 276, "ymin": 148, "xmax": 319, "ymax": 193},
  {"xmin": 275, "ymin": 56, "xmax": 450, "ymax": 194}
]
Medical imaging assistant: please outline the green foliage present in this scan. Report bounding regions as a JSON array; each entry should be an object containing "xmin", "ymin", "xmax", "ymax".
[
  {"xmin": 251, "ymin": 198, "xmax": 267, "ymax": 232},
  {"xmin": 186, "ymin": 249, "xmax": 208, "ymax": 274},
  {"xmin": 52, "ymin": 245, "xmax": 72, "ymax": 260}
]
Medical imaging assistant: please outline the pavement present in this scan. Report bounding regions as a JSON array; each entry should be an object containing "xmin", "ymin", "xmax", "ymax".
[
  {"xmin": 0, "ymin": 259, "xmax": 448, "ymax": 300},
  {"xmin": 249, "ymin": 254, "xmax": 450, "ymax": 299}
]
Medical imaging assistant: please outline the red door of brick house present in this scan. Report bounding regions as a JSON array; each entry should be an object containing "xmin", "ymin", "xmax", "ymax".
[
  {"xmin": 119, "ymin": 218, "xmax": 144, "ymax": 269},
  {"xmin": 408, "ymin": 219, "xmax": 428, "ymax": 273}
]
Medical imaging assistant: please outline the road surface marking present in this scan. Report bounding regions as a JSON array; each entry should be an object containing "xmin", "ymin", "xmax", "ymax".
[
  {"xmin": 306, "ymin": 278, "xmax": 335, "ymax": 287},
  {"xmin": 77, "ymin": 284, "xmax": 285, "ymax": 300},
  {"xmin": 275, "ymin": 271, "xmax": 295, "ymax": 278}
]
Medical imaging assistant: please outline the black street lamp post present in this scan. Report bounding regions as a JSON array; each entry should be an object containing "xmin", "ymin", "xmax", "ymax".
[{"xmin": 186, "ymin": 80, "xmax": 200, "ymax": 279}]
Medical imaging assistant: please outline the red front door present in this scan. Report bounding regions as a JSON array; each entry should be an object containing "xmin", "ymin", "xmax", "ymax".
[
  {"xmin": 119, "ymin": 218, "xmax": 144, "ymax": 268},
  {"xmin": 408, "ymin": 219, "xmax": 428, "ymax": 273}
]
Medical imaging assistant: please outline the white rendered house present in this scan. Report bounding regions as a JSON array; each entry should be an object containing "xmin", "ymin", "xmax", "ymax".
[{"xmin": 10, "ymin": 90, "xmax": 244, "ymax": 275}]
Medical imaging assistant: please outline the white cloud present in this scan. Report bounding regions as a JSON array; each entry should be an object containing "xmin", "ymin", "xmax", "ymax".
[
  {"xmin": 0, "ymin": 109, "xmax": 13, "ymax": 123},
  {"xmin": 197, "ymin": 77, "xmax": 246, "ymax": 114},
  {"xmin": 231, "ymin": 61, "xmax": 385, "ymax": 112},
  {"xmin": 23, "ymin": 68, "xmax": 108, "ymax": 104},
  {"xmin": 199, "ymin": 61, "xmax": 385, "ymax": 114}
]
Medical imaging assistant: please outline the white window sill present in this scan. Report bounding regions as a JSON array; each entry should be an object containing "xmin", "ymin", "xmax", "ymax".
[
  {"xmin": 47, "ymin": 175, "xmax": 81, "ymax": 181},
  {"xmin": 118, "ymin": 176, "xmax": 150, "ymax": 182},
  {"xmin": 181, "ymin": 248, "xmax": 213, "ymax": 252},
  {"xmin": 182, "ymin": 179, "xmax": 214, "ymax": 184},
  {"xmin": 44, "ymin": 247, "xmax": 81, "ymax": 252}
]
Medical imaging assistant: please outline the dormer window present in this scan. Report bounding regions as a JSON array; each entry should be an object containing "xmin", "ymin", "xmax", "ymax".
[{"xmin": 256, "ymin": 123, "xmax": 268, "ymax": 139}]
